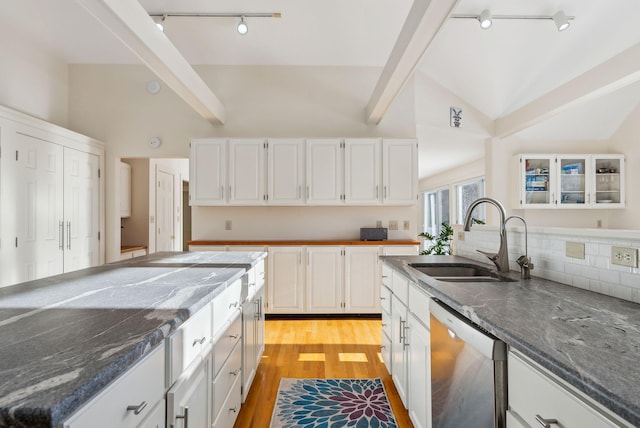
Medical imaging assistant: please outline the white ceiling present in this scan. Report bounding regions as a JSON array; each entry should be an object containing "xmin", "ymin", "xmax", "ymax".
[{"xmin": 2, "ymin": 0, "xmax": 640, "ymax": 179}]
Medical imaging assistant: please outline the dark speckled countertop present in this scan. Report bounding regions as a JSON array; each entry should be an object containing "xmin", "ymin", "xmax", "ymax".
[
  {"xmin": 382, "ymin": 255, "xmax": 640, "ymax": 427},
  {"xmin": 0, "ymin": 251, "xmax": 266, "ymax": 428}
]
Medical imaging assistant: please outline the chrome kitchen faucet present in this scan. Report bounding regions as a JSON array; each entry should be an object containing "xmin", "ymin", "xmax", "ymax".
[{"xmin": 463, "ymin": 197, "xmax": 510, "ymax": 273}]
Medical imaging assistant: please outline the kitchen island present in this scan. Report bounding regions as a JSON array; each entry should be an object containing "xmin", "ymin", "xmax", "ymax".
[
  {"xmin": 382, "ymin": 255, "xmax": 640, "ymax": 427},
  {"xmin": 0, "ymin": 251, "xmax": 265, "ymax": 428}
]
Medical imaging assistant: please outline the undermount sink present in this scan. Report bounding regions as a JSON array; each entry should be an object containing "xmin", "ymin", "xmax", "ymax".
[{"xmin": 408, "ymin": 263, "xmax": 515, "ymax": 283}]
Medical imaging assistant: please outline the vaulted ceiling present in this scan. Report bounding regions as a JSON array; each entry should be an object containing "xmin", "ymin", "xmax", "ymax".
[{"xmin": 3, "ymin": 0, "xmax": 640, "ymax": 178}]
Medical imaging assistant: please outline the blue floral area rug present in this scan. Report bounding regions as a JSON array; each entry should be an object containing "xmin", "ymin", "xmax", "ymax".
[{"xmin": 269, "ymin": 378, "xmax": 398, "ymax": 428}]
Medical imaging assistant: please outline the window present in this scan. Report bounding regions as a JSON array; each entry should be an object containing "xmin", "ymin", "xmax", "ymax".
[
  {"xmin": 456, "ymin": 178, "xmax": 485, "ymax": 224},
  {"xmin": 422, "ymin": 187, "xmax": 449, "ymax": 237}
]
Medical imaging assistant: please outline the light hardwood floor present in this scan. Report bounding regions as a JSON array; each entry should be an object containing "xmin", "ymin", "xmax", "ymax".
[{"xmin": 234, "ymin": 318, "xmax": 414, "ymax": 428}]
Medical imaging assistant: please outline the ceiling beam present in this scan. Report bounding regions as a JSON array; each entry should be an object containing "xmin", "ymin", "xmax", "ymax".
[
  {"xmin": 495, "ymin": 42, "xmax": 640, "ymax": 138},
  {"xmin": 366, "ymin": 0, "xmax": 460, "ymax": 125},
  {"xmin": 77, "ymin": 0, "xmax": 226, "ymax": 125}
]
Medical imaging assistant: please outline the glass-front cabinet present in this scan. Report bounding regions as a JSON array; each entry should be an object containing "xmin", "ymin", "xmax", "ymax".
[{"xmin": 516, "ymin": 154, "xmax": 624, "ymax": 209}]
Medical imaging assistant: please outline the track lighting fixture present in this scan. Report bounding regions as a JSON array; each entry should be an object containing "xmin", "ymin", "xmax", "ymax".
[
  {"xmin": 452, "ymin": 10, "xmax": 574, "ymax": 31},
  {"xmin": 237, "ymin": 15, "xmax": 248, "ymax": 35},
  {"xmin": 149, "ymin": 12, "xmax": 281, "ymax": 35},
  {"xmin": 478, "ymin": 9, "xmax": 492, "ymax": 30}
]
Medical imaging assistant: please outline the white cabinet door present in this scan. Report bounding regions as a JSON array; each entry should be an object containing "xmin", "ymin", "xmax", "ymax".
[
  {"xmin": 344, "ymin": 246, "xmax": 380, "ymax": 313},
  {"xmin": 189, "ymin": 138, "xmax": 227, "ymax": 205},
  {"xmin": 591, "ymin": 155, "xmax": 624, "ymax": 208},
  {"xmin": 391, "ymin": 294, "xmax": 409, "ymax": 407},
  {"xmin": 408, "ymin": 313, "xmax": 431, "ymax": 428},
  {"xmin": 306, "ymin": 139, "xmax": 343, "ymax": 204},
  {"xmin": 267, "ymin": 247, "xmax": 305, "ymax": 313},
  {"xmin": 344, "ymin": 138, "xmax": 380, "ymax": 204},
  {"xmin": 63, "ymin": 147, "xmax": 100, "ymax": 273},
  {"xmin": 517, "ymin": 154, "xmax": 555, "ymax": 208},
  {"xmin": 557, "ymin": 155, "xmax": 589, "ymax": 208},
  {"xmin": 13, "ymin": 133, "xmax": 64, "ymax": 283},
  {"xmin": 167, "ymin": 352, "xmax": 212, "ymax": 428},
  {"xmin": 228, "ymin": 138, "xmax": 266, "ymax": 205},
  {"xmin": 120, "ymin": 161, "xmax": 131, "ymax": 218},
  {"xmin": 307, "ymin": 246, "xmax": 343, "ymax": 313},
  {"xmin": 383, "ymin": 139, "xmax": 417, "ymax": 204},
  {"xmin": 268, "ymin": 138, "xmax": 305, "ymax": 205}
]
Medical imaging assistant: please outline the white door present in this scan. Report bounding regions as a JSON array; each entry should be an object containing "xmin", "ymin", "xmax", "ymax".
[
  {"xmin": 267, "ymin": 138, "xmax": 305, "ymax": 204},
  {"xmin": 408, "ymin": 313, "xmax": 431, "ymax": 428},
  {"xmin": 189, "ymin": 139, "xmax": 227, "ymax": 205},
  {"xmin": 267, "ymin": 247, "xmax": 305, "ymax": 313},
  {"xmin": 306, "ymin": 246, "xmax": 343, "ymax": 313},
  {"xmin": 344, "ymin": 246, "xmax": 380, "ymax": 313},
  {"xmin": 344, "ymin": 138, "xmax": 381, "ymax": 204},
  {"xmin": 156, "ymin": 169, "xmax": 175, "ymax": 252},
  {"xmin": 228, "ymin": 138, "xmax": 266, "ymax": 205},
  {"xmin": 391, "ymin": 294, "xmax": 409, "ymax": 407},
  {"xmin": 306, "ymin": 139, "xmax": 343, "ymax": 204},
  {"xmin": 63, "ymin": 147, "xmax": 100, "ymax": 273},
  {"xmin": 14, "ymin": 133, "xmax": 64, "ymax": 282},
  {"xmin": 383, "ymin": 139, "xmax": 417, "ymax": 204}
]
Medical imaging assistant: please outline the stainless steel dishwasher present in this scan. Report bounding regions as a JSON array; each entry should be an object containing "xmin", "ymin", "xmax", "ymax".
[{"xmin": 430, "ymin": 299, "xmax": 507, "ymax": 428}]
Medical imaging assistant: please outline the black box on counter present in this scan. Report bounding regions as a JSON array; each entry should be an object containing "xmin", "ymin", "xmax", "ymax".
[{"xmin": 360, "ymin": 228, "xmax": 388, "ymax": 241}]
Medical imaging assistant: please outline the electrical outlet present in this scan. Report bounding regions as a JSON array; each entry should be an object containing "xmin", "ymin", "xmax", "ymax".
[
  {"xmin": 376, "ymin": 220, "xmax": 383, "ymax": 228},
  {"xmin": 225, "ymin": 220, "xmax": 232, "ymax": 231},
  {"xmin": 457, "ymin": 231, "xmax": 465, "ymax": 241},
  {"xmin": 403, "ymin": 220, "xmax": 410, "ymax": 230},
  {"xmin": 389, "ymin": 220, "xmax": 398, "ymax": 230},
  {"xmin": 611, "ymin": 246, "xmax": 639, "ymax": 268}
]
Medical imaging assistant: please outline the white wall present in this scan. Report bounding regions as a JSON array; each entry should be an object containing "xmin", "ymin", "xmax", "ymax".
[
  {"xmin": 0, "ymin": 25, "xmax": 68, "ymax": 127},
  {"xmin": 68, "ymin": 64, "xmax": 418, "ymax": 247}
]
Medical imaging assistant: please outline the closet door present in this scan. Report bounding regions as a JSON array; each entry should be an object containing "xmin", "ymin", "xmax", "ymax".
[
  {"xmin": 14, "ymin": 133, "xmax": 65, "ymax": 282},
  {"xmin": 63, "ymin": 147, "xmax": 100, "ymax": 273}
]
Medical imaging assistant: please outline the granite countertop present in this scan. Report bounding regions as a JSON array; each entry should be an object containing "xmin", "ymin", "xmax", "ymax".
[
  {"xmin": 382, "ymin": 255, "xmax": 640, "ymax": 426},
  {"xmin": 0, "ymin": 251, "xmax": 266, "ymax": 428}
]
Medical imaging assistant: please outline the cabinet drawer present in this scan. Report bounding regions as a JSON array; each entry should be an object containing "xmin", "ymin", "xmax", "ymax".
[
  {"xmin": 391, "ymin": 270, "xmax": 409, "ymax": 304},
  {"xmin": 408, "ymin": 283, "xmax": 431, "ymax": 328},
  {"xmin": 381, "ymin": 264, "xmax": 392, "ymax": 289},
  {"xmin": 213, "ymin": 312, "xmax": 242, "ymax": 376},
  {"xmin": 213, "ymin": 279, "xmax": 242, "ymax": 337},
  {"xmin": 167, "ymin": 303, "xmax": 212, "ymax": 385},
  {"xmin": 62, "ymin": 344, "xmax": 165, "ymax": 428},
  {"xmin": 380, "ymin": 285, "xmax": 391, "ymax": 314},
  {"xmin": 213, "ymin": 339, "xmax": 242, "ymax": 418},
  {"xmin": 213, "ymin": 374, "xmax": 242, "ymax": 428},
  {"xmin": 137, "ymin": 398, "xmax": 165, "ymax": 428},
  {"xmin": 382, "ymin": 310, "xmax": 392, "ymax": 339},
  {"xmin": 508, "ymin": 351, "xmax": 630, "ymax": 428}
]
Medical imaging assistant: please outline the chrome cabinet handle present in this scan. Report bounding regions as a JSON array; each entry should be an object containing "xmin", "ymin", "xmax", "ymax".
[
  {"xmin": 380, "ymin": 296, "xmax": 386, "ymax": 300},
  {"xmin": 399, "ymin": 319, "xmax": 405, "ymax": 343},
  {"xmin": 59, "ymin": 221, "xmax": 64, "ymax": 250},
  {"xmin": 228, "ymin": 333, "xmax": 239, "ymax": 339},
  {"xmin": 229, "ymin": 301, "xmax": 238, "ymax": 309},
  {"xmin": 376, "ymin": 185, "xmax": 379, "ymax": 198},
  {"xmin": 229, "ymin": 406, "xmax": 238, "ymax": 413},
  {"xmin": 126, "ymin": 401, "xmax": 147, "ymax": 415},
  {"xmin": 384, "ymin": 186, "xmax": 388, "ymax": 198},
  {"xmin": 192, "ymin": 337, "xmax": 206, "ymax": 346},
  {"xmin": 176, "ymin": 407, "xmax": 189, "ymax": 428},
  {"xmin": 535, "ymin": 415, "xmax": 558, "ymax": 427},
  {"xmin": 229, "ymin": 369, "xmax": 240, "ymax": 376},
  {"xmin": 403, "ymin": 323, "xmax": 410, "ymax": 347},
  {"xmin": 67, "ymin": 221, "xmax": 71, "ymax": 250}
]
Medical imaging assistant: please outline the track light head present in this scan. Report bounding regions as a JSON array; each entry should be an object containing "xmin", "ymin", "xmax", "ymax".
[
  {"xmin": 237, "ymin": 15, "xmax": 248, "ymax": 35},
  {"xmin": 478, "ymin": 9, "xmax": 492, "ymax": 29},
  {"xmin": 552, "ymin": 10, "xmax": 570, "ymax": 31},
  {"xmin": 152, "ymin": 15, "xmax": 166, "ymax": 32}
]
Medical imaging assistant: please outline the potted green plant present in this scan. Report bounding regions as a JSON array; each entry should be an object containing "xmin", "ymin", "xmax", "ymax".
[{"xmin": 419, "ymin": 222, "xmax": 453, "ymax": 255}]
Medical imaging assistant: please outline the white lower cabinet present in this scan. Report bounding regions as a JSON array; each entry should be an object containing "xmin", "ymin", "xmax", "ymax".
[
  {"xmin": 508, "ymin": 351, "xmax": 633, "ymax": 428},
  {"xmin": 212, "ymin": 318, "xmax": 242, "ymax": 427},
  {"xmin": 382, "ymin": 262, "xmax": 432, "ymax": 428},
  {"xmin": 242, "ymin": 285, "xmax": 265, "ymax": 402},
  {"xmin": 268, "ymin": 246, "xmax": 306, "ymax": 313},
  {"xmin": 306, "ymin": 246, "xmax": 343, "ymax": 313},
  {"xmin": 62, "ymin": 343, "xmax": 166, "ymax": 428},
  {"xmin": 167, "ymin": 349, "xmax": 212, "ymax": 428}
]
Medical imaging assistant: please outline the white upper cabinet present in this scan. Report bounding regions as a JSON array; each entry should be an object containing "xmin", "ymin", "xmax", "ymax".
[
  {"xmin": 306, "ymin": 138, "xmax": 344, "ymax": 204},
  {"xmin": 267, "ymin": 139, "xmax": 305, "ymax": 205},
  {"xmin": 190, "ymin": 137, "xmax": 417, "ymax": 206},
  {"xmin": 190, "ymin": 138, "xmax": 227, "ymax": 205},
  {"xmin": 515, "ymin": 153, "xmax": 625, "ymax": 209},
  {"xmin": 228, "ymin": 138, "xmax": 266, "ymax": 205},
  {"xmin": 382, "ymin": 139, "xmax": 418, "ymax": 204},
  {"xmin": 344, "ymin": 138, "xmax": 381, "ymax": 204}
]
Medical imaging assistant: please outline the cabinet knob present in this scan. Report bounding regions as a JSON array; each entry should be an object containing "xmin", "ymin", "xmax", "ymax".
[
  {"xmin": 535, "ymin": 415, "xmax": 559, "ymax": 428},
  {"xmin": 126, "ymin": 401, "xmax": 147, "ymax": 415}
]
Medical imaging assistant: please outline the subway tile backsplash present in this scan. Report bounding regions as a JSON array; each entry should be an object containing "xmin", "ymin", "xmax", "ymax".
[{"xmin": 453, "ymin": 226, "xmax": 640, "ymax": 304}]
